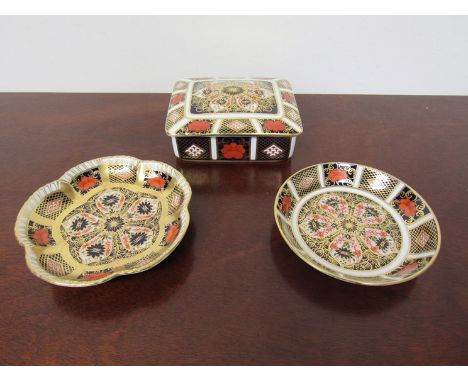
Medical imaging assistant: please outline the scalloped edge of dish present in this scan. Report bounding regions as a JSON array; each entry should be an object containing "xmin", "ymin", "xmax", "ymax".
[{"xmin": 14, "ymin": 155, "xmax": 192, "ymax": 287}]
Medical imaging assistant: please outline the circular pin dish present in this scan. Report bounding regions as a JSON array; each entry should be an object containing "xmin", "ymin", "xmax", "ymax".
[
  {"xmin": 15, "ymin": 156, "xmax": 191, "ymax": 287},
  {"xmin": 274, "ymin": 162, "xmax": 441, "ymax": 286}
]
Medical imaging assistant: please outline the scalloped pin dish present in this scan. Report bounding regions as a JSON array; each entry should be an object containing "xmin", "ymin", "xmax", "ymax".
[
  {"xmin": 15, "ymin": 156, "xmax": 192, "ymax": 287},
  {"xmin": 274, "ymin": 162, "xmax": 441, "ymax": 286}
]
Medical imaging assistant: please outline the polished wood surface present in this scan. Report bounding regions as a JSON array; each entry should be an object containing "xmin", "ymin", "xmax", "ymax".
[{"xmin": 0, "ymin": 93, "xmax": 467, "ymax": 365}]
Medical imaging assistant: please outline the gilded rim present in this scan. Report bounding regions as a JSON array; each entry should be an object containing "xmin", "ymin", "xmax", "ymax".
[
  {"xmin": 274, "ymin": 162, "xmax": 442, "ymax": 286},
  {"xmin": 14, "ymin": 155, "xmax": 192, "ymax": 287}
]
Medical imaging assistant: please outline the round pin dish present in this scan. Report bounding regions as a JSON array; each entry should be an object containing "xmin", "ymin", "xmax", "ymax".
[
  {"xmin": 15, "ymin": 156, "xmax": 191, "ymax": 287},
  {"xmin": 274, "ymin": 162, "xmax": 441, "ymax": 286}
]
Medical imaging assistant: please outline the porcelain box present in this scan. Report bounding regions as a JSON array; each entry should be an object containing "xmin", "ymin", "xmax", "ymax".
[{"xmin": 165, "ymin": 78, "xmax": 303, "ymax": 161}]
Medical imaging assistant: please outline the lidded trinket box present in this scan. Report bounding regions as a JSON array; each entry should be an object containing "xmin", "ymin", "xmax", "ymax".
[{"xmin": 165, "ymin": 78, "xmax": 303, "ymax": 161}]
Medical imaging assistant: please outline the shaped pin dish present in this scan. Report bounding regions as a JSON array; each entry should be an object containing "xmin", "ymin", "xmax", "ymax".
[
  {"xmin": 165, "ymin": 78, "xmax": 303, "ymax": 161},
  {"xmin": 15, "ymin": 156, "xmax": 191, "ymax": 287},
  {"xmin": 274, "ymin": 162, "xmax": 441, "ymax": 285}
]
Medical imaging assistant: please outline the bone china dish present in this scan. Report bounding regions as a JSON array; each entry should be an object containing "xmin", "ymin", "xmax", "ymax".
[
  {"xmin": 274, "ymin": 162, "xmax": 441, "ymax": 285},
  {"xmin": 165, "ymin": 78, "xmax": 303, "ymax": 161},
  {"xmin": 15, "ymin": 156, "xmax": 191, "ymax": 287}
]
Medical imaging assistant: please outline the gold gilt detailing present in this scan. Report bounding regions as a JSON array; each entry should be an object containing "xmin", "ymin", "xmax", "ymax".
[
  {"xmin": 15, "ymin": 156, "xmax": 192, "ymax": 287},
  {"xmin": 190, "ymin": 80, "xmax": 278, "ymax": 114},
  {"xmin": 290, "ymin": 166, "xmax": 321, "ymax": 197},
  {"xmin": 409, "ymin": 219, "xmax": 439, "ymax": 254},
  {"xmin": 359, "ymin": 167, "xmax": 400, "ymax": 200},
  {"xmin": 274, "ymin": 162, "xmax": 441, "ymax": 286},
  {"xmin": 298, "ymin": 192, "xmax": 402, "ymax": 271},
  {"xmin": 165, "ymin": 78, "xmax": 303, "ymax": 137}
]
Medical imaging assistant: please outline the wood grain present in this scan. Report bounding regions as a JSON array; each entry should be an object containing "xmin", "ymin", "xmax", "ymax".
[{"xmin": 0, "ymin": 93, "xmax": 467, "ymax": 365}]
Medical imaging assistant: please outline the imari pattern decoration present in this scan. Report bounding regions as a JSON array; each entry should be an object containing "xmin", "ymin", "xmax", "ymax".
[
  {"xmin": 165, "ymin": 78, "xmax": 302, "ymax": 161},
  {"xmin": 15, "ymin": 156, "xmax": 192, "ymax": 287},
  {"xmin": 274, "ymin": 162, "xmax": 441, "ymax": 285}
]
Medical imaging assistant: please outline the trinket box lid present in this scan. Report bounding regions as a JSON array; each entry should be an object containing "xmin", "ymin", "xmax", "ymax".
[
  {"xmin": 165, "ymin": 78, "xmax": 303, "ymax": 138},
  {"xmin": 274, "ymin": 162, "xmax": 441, "ymax": 286}
]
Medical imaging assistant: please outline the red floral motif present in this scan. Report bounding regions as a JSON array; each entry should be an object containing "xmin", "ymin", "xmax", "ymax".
[
  {"xmin": 399, "ymin": 262, "xmax": 418, "ymax": 275},
  {"xmin": 221, "ymin": 143, "xmax": 245, "ymax": 159},
  {"xmin": 166, "ymin": 224, "xmax": 179, "ymax": 244},
  {"xmin": 32, "ymin": 229, "xmax": 49, "ymax": 245},
  {"xmin": 281, "ymin": 195, "xmax": 292, "ymax": 214},
  {"xmin": 301, "ymin": 195, "xmax": 397, "ymax": 264},
  {"xmin": 170, "ymin": 94, "xmax": 184, "ymax": 105},
  {"xmin": 147, "ymin": 176, "xmax": 166, "ymax": 189},
  {"xmin": 399, "ymin": 198, "xmax": 416, "ymax": 217},
  {"xmin": 77, "ymin": 176, "xmax": 97, "ymax": 191},
  {"xmin": 282, "ymin": 93, "xmax": 295, "ymax": 103},
  {"xmin": 264, "ymin": 120, "xmax": 286, "ymax": 132},
  {"xmin": 328, "ymin": 169, "xmax": 348, "ymax": 183},
  {"xmin": 188, "ymin": 121, "xmax": 210, "ymax": 133}
]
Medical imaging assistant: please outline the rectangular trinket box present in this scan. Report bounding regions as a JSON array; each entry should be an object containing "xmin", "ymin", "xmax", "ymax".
[{"xmin": 165, "ymin": 78, "xmax": 303, "ymax": 161}]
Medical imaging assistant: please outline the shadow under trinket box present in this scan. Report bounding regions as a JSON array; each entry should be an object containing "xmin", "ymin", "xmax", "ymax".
[{"xmin": 165, "ymin": 78, "xmax": 303, "ymax": 161}]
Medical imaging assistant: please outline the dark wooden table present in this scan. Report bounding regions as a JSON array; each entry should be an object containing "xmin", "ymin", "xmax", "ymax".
[{"xmin": 0, "ymin": 93, "xmax": 467, "ymax": 365}]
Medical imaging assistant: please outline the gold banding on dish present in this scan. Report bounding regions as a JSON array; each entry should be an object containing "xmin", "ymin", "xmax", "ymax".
[
  {"xmin": 274, "ymin": 162, "xmax": 441, "ymax": 286},
  {"xmin": 15, "ymin": 156, "xmax": 191, "ymax": 287}
]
